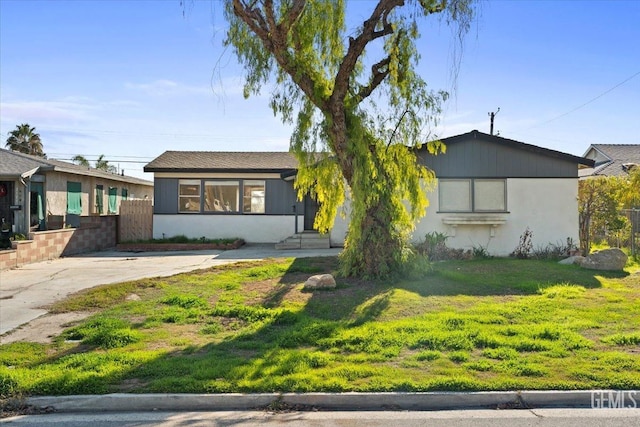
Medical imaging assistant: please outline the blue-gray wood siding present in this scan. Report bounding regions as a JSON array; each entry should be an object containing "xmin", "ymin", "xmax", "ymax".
[
  {"xmin": 153, "ymin": 178, "xmax": 300, "ymax": 215},
  {"xmin": 154, "ymin": 178, "xmax": 178, "ymax": 214},
  {"xmin": 417, "ymin": 138, "xmax": 578, "ymax": 178},
  {"xmin": 265, "ymin": 179, "xmax": 302, "ymax": 215}
]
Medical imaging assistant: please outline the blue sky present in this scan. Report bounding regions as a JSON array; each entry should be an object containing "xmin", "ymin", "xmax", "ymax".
[{"xmin": 1, "ymin": 0, "xmax": 638, "ymax": 180}]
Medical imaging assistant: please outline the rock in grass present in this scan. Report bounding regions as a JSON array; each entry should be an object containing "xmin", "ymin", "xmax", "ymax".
[
  {"xmin": 304, "ymin": 274, "xmax": 336, "ymax": 290},
  {"xmin": 558, "ymin": 256, "xmax": 585, "ymax": 265},
  {"xmin": 580, "ymin": 248, "xmax": 627, "ymax": 271}
]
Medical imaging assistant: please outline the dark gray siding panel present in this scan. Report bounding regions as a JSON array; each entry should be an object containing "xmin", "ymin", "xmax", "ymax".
[
  {"xmin": 154, "ymin": 178, "xmax": 178, "ymax": 214},
  {"xmin": 418, "ymin": 139, "xmax": 577, "ymax": 178},
  {"xmin": 265, "ymin": 179, "xmax": 299, "ymax": 215}
]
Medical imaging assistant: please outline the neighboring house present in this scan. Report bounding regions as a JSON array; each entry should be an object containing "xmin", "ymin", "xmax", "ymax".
[
  {"xmin": 580, "ymin": 144, "xmax": 640, "ymax": 178},
  {"xmin": 145, "ymin": 130, "xmax": 594, "ymax": 255},
  {"xmin": 0, "ymin": 148, "xmax": 154, "ymax": 234}
]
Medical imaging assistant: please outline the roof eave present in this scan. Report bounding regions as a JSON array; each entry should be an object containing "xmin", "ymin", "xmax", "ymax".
[
  {"xmin": 440, "ymin": 130, "xmax": 595, "ymax": 167},
  {"xmin": 144, "ymin": 167, "xmax": 298, "ymax": 174}
]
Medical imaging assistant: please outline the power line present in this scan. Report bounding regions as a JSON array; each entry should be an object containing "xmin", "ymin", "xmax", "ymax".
[{"xmin": 522, "ymin": 70, "xmax": 640, "ymax": 130}]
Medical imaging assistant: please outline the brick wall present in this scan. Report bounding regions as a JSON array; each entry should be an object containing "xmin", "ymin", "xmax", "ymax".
[{"xmin": 0, "ymin": 216, "xmax": 117, "ymax": 271}]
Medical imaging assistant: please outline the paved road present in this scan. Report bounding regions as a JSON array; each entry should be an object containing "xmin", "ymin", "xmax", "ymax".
[
  {"xmin": 2, "ymin": 409, "xmax": 639, "ymax": 426},
  {"xmin": 0, "ymin": 244, "xmax": 341, "ymax": 336}
]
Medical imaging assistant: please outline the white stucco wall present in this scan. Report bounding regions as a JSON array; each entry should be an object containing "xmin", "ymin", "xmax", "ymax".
[
  {"xmin": 154, "ymin": 214, "xmax": 305, "ymax": 243},
  {"xmin": 413, "ymin": 178, "xmax": 579, "ymax": 256},
  {"xmin": 153, "ymin": 178, "xmax": 579, "ymax": 252}
]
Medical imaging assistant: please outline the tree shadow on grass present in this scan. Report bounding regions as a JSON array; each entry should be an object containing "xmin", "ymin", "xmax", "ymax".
[{"xmin": 16, "ymin": 256, "xmax": 634, "ymax": 396}]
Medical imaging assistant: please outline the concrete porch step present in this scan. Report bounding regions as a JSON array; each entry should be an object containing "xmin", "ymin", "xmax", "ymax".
[{"xmin": 275, "ymin": 232, "xmax": 330, "ymax": 250}]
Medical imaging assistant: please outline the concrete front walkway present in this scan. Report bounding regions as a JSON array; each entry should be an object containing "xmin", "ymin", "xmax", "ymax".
[{"xmin": 0, "ymin": 244, "xmax": 341, "ymax": 337}]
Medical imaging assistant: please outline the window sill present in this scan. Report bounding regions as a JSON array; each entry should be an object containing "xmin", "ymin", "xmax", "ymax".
[{"xmin": 442, "ymin": 215, "xmax": 507, "ymax": 237}]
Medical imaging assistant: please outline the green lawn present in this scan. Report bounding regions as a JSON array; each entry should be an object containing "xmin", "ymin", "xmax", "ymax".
[{"xmin": 1, "ymin": 257, "xmax": 639, "ymax": 397}]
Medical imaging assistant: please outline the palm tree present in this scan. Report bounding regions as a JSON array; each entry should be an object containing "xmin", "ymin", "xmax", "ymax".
[
  {"xmin": 72, "ymin": 155, "xmax": 91, "ymax": 167},
  {"xmin": 5, "ymin": 123, "xmax": 45, "ymax": 157},
  {"xmin": 95, "ymin": 154, "xmax": 117, "ymax": 173}
]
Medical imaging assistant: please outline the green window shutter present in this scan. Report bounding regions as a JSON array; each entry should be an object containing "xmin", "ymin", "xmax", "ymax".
[
  {"xmin": 96, "ymin": 185, "xmax": 104, "ymax": 214},
  {"xmin": 66, "ymin": 182, "xmax": 82, "ymax": 214},
  {"xmin": 108, "ymin": 187, "xmax": 118, "ymax": 214},
  {"xmin": 121, "ymin": 188, "xmax": 128, "ymax": 200}
]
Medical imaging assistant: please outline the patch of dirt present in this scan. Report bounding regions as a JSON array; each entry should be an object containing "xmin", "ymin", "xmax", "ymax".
[
  {"xmin": 0, "ymin": 398, "xmax": 54, "ymax": 419},
  {"xmin": 0, "ymin": 312, "xmax": 93, "ymax": 345}
]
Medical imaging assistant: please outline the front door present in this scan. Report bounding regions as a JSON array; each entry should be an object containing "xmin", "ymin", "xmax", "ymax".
[
  {"xmin": 303, "ymin": 195, "xmax": 319, "ymax": 231},
  {"xmin": 0, "ymin": 181, "xmax": 15, "ymax": 228}
]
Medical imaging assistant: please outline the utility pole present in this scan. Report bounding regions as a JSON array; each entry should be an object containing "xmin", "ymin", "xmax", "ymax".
[{"xmin": 488, "ymin": 107, "xmax": 500, "ymax": 135}]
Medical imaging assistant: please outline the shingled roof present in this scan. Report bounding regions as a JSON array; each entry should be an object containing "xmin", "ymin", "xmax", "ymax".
[
  {"xmin": 0, "ymin": 148, "xmax": 153, "ymax": 186},
  {"xmin": 581, "ymin": 144, "xmax": 640, "ymax": 177},
  {"xmin": 144, "ymin": 151, "xmax": 299, "ymax": 173}
]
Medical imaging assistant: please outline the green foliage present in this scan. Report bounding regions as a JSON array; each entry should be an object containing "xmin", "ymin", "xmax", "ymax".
[
  {"xmin": 161, "ymin": 295, "xmax": 209, "ymax": 309},
  {"xmin": 414, "ymin": 231, "xmax": 473, "ymax": 261},
  {"xmin": 5, "ymin": 123, "xmax": 44, "ymax": 157},
  {"xmin": 602, "ymin": 333, "xmax": 640, "ymax": 346},
  {"xmin": 2, "ymin": 256, "xmax": 640, "ymax": 396},
  {"xmin": 578, "ymin": 176, "xmax": 636, "ymax": 255},
  {"xmin": 64, "ymin": 317, "xmax": 142, "ymax": 349},
  {"xmin": 223, "ymin": 0, "xmax": 475, "ymax": 278},
  {"xmin": 134, "ymin": 235, "xmax": 241, "ymax": 244}
]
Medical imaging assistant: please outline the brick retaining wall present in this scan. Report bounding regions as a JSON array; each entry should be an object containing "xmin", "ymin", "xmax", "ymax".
[{"xmin": 0, "ymin": 216, "xmax": 117, "ymax": 271}]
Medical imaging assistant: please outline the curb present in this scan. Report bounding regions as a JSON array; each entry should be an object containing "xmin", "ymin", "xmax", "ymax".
[{"xmin": 25, "ymin": 391, "xmax": 625, "ymax": 413}]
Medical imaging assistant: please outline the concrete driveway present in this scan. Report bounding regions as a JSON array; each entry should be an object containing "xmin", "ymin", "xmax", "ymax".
[{"xmin": 0, "ymin": 244, "xmax": 341, "ymax": 338}]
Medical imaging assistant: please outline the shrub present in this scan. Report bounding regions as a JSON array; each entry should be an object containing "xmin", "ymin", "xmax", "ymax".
[
  {"xmin": 414, "ymin": 232, "xmax": 472, "ymax": 261},
  {"xmin": 511, "ymin": 227, "xmax": 533, "ymax": 259}
]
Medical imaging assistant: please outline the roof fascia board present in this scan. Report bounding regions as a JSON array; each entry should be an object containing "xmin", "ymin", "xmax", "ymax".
[
  {"xmin": 145, "ymin": 167, "xmax": 298, "ymax": 174},
  {"xmin": 440, "ymin": 130, "xmax": 595, "ymax": 167},
  {"xmin": 582, "ymin": 145, "xmax": 612, "ymax": 162}
]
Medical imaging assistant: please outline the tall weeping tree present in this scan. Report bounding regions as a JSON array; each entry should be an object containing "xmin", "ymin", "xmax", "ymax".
[{"xmin": 224, "ymin": 0, "xmax": 474, "ymax": 278}]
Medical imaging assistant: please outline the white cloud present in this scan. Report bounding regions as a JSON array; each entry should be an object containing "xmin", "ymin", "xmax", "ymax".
[
  {"xmin": 124, "ymin": 79, "xmax": 213, "ymax": 97},
  {"xmin": 0, "ymin": 100, "xmax": 96, "ymax": 124}
]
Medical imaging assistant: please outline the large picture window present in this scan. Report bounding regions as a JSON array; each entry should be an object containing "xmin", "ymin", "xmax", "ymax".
[
  {"xmin": 204, "ymin": 181, "xmax": 239, "ymax": 212},
  {"xmin": 179, "ymin": 180, "xmax": 201, "ymax": 212},
  {"xmin": 439, "ymin": 179, "xmax": 506, "ymax": 213},
  {"xmin": 243, "ymin": 180, "xmax": 265, "ymax": 213}
]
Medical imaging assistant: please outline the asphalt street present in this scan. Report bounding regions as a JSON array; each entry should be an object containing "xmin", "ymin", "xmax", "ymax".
[{"xmin": 2, "ymin": 409, "xmax": 639, "ymax": 426}]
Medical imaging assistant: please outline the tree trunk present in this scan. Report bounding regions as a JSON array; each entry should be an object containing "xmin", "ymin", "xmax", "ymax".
[{"xmin": 339, "ymin": 156, "xmax": 406, "ymax": 278}]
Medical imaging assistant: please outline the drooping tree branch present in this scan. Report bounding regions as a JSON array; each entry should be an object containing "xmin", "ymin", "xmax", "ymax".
[
  {"xmin": 331, "ymin": 0, "xmax": 403, "ymax": 104},
  {"xmin": 232, "ymin": 0, "xmax": 326, "ymax": 109},
  {"xmin": 356, "ymin": 57, "xmax": 391, "ymax": 103}
]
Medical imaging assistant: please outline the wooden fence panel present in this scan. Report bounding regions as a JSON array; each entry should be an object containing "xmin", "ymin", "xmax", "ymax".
[{"xmin": 119, "ymin": 200, "xmax": 153, "ymax": 242}]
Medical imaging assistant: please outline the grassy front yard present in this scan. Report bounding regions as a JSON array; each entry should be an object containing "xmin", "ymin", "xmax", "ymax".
[{"xmin": 1, "ymin": 257, "xmax": 639, "ymax": 396}]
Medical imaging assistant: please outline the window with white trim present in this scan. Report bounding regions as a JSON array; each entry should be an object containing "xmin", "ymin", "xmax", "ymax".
[
  {"xmin": 204, "ymin": 181, "xmax": 240, "ymax": 212},
  {"xmin": 179, "ymin": 180, "xmax": 201, "ymax": 213},
  {"xmin": 439, "ymin": 179, "xmax": 506, "ymax": 212},
  {"xmin": 243, "ymin": 180, "xmax": 265, "ymax": 213}
]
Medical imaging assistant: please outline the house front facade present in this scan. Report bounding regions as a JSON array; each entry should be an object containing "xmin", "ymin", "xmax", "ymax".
[
  {"xmin": 0, "ymin": 149, "xmax": 154, "ymax": 234},
  {"xmin": 145, "ymin": 130, "xmax": 594, "ymax": 255},
  {"xmin": 144, "ymin": 151, "xmax": 317, "ymax": 243},
  {"xmin": 414, "ymin": 131, "xmax": 593, "ymax": 255}
]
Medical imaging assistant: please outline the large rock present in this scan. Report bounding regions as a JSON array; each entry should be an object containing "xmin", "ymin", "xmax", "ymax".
[
  {"xmin": 580, "ymin": 248, "xmax": 627, "ymax": 271},
  {"xmin": 558, "ymin": 256, "xmax": 585, "ymax": 265},
  {"xmin": 303, "ymin": 274, "xmax": 336, "ymax": 290}
]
